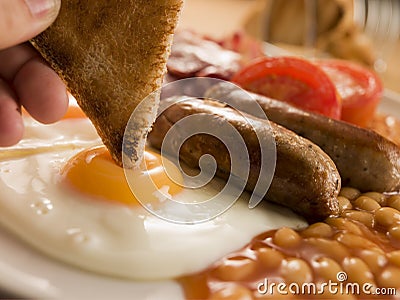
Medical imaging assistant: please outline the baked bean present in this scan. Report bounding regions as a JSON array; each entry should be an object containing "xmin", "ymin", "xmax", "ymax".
[
  {"xmin": 337, "ymin": 196, "xmax": 352, "ymax": 213},
  {"xmin": 257, "ymin": 247, "xmax": 284, "ymax": 270},
  {"xmin": 312, "ymin": 257, "xmax": 343, "ymax": 282},
  {"xmin": 374, "ymin": 207, "xmax": 400, "ymax": 228},
  {"xmin": 387, "ymin": 195, "xmax": 400, "ymax": 211},
  {"xmin": 342, "ymin": 257, "xmax": 374, "ymax": 285},
  {"xmin": 361, "ymin": 192, "xmax": 386, "ymax": 205},
  {"xmin": 305, "ymin": 238, "xmax": 350, "ymax": 262},
  {"xmin": 210, "ymin": 285, "xmax": 253, "ymax": 300},
  {"xmin": 388, "ymin": 225, "xmax": 400, "ymax": 240},
  {"xmin": 376, "ymin": 266, "xmax": 400, "ymax": 288},
  {"xmin": 253, "ymin": 289, "xmax": 293, "ymax": 299},
  {"xmin": 300, "ymin": 222, "xmax": 333, "ymax": 238},
  {"xmin": 339, "ymin": 187, "xmax": 360, "ymax": 201},
  {"xmin": 313, "ymin": 291, "xmax": 357, "ymax": 300},
  {"xmin": 325, "ymin": 217, "xmax": 362, "ymax": 235},
  {"xmin": 180, "ymin": 187, "xmax": 400, "ymax": 299},
  {"xmin": 333, "ymin": 294, "xmax": 357, "ymax": 300},
  {"xmin": 353, "ymin": 196, "xmax": 381, "ymax": 212},
  {"xmin": 213, "ymin": 256, "xmax": 257, "ymax": 281},
  {"xmin": 341, "ymin": 210, "xmax": 374, "ymax": 227},
  {"xmin": 273, "ymin": 227, "xmax": 301, "ymax": 248},
  {"xmin": 336, "ymin": 233, "xmax": 379, "ymax": 250},
  {"xmin": 387, "ymin": 250, "xmax": 400, "ymax": 267},
  {"xmin": 280, "ymin": 258, "xmax": 312, "ymax": 285},
  {"xmin": 357, "ymin": 249, "xmax": 388, "ymax": 274}
]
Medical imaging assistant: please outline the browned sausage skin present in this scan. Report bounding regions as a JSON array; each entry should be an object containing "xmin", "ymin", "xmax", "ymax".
[
  {"xmin": 205, "ymin": 83, "xmax": 400, "ymax": 193},
  {"xmin": 148, "ymin": 97, "xmax": 340, "ymax": 222}
]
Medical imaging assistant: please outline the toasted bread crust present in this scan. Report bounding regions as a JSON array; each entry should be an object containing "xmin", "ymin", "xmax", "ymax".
[{"xmin": 30, "ymin": 0, "xmax": 183, "ymax": 166}]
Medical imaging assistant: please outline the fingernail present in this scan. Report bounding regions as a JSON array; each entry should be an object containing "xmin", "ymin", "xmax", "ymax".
[{"xmin": 24, "ymin": 0, "xmax": 58, "ymax": 18}]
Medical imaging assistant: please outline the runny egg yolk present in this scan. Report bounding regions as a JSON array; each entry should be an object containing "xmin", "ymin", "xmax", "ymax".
[{"xmin": 61, "ymin": 146, "xmax": 183, "ymax": 206}]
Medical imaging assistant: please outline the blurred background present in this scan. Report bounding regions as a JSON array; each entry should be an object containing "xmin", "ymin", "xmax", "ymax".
[{"xmin": 178, "ymin": 0, "xmax": 400, "ymax": 93}]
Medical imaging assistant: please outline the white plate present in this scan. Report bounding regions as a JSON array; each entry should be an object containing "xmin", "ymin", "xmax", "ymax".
[
  {"xmin": 0, "ymin": 226, "xmax": 184, "ymax": 300},
  {"xmin": 0, "ymin": 90, "xmax": 399, "ymax": 300}
]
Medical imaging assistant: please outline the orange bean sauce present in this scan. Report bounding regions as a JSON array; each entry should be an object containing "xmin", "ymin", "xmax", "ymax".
[{"xmin": 179, "ymin": 189, "xmax": 400, "ymax": 299}]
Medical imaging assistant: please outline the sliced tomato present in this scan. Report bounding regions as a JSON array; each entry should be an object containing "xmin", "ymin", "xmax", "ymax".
[
  {"xmin": 317, "ymin": 59, "xmax": 383, "ymax": 127},
  {"xmin": 232, "ymin": 56, "xmax": 341, "ymax": 119}
]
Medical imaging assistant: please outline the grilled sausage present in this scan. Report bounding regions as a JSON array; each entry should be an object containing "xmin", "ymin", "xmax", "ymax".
[
  {"xmin": 205, "ymin": 83, "xmax": 400, "ymax": 192},
  {"xmin": 148, "ymin": 97, "xmax": 340, "ymax": 222}
]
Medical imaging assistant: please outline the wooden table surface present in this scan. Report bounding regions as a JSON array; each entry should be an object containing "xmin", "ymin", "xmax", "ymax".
[{"xmin": 178, "ymin": 0, "xmax": 400, "ymax": 93}]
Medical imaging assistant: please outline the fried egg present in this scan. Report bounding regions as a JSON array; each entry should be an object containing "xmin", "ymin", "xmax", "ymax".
[{"xmin": 0, "ymin": 103, "xmax": 306, "ymax": 280}]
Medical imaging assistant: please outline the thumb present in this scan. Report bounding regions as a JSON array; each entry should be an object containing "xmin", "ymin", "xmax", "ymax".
[{"xmin": 0, "ymin": 0, "xmax": 61, "ymax": 50}]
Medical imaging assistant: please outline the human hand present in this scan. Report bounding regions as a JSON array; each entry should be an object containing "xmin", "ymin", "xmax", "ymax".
[{"xmin": 0, "ymin": 0, "xmax": 68, "ymax": 146}]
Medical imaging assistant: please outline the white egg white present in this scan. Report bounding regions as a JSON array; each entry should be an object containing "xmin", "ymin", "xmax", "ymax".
[{"xmin": 0, "ymin": 116, "xmax": 306, "ymax": 280}]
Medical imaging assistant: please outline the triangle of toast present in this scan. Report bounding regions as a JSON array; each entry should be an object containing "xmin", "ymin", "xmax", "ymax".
[{"xmin": 31, "ymin": 0, "xmax": 183, "ymax": 166}]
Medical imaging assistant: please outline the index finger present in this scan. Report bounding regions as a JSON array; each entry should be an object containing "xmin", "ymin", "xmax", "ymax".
[{"xmin": 0, "ymin": 43, "xmax": 68, "ymax": 124}]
